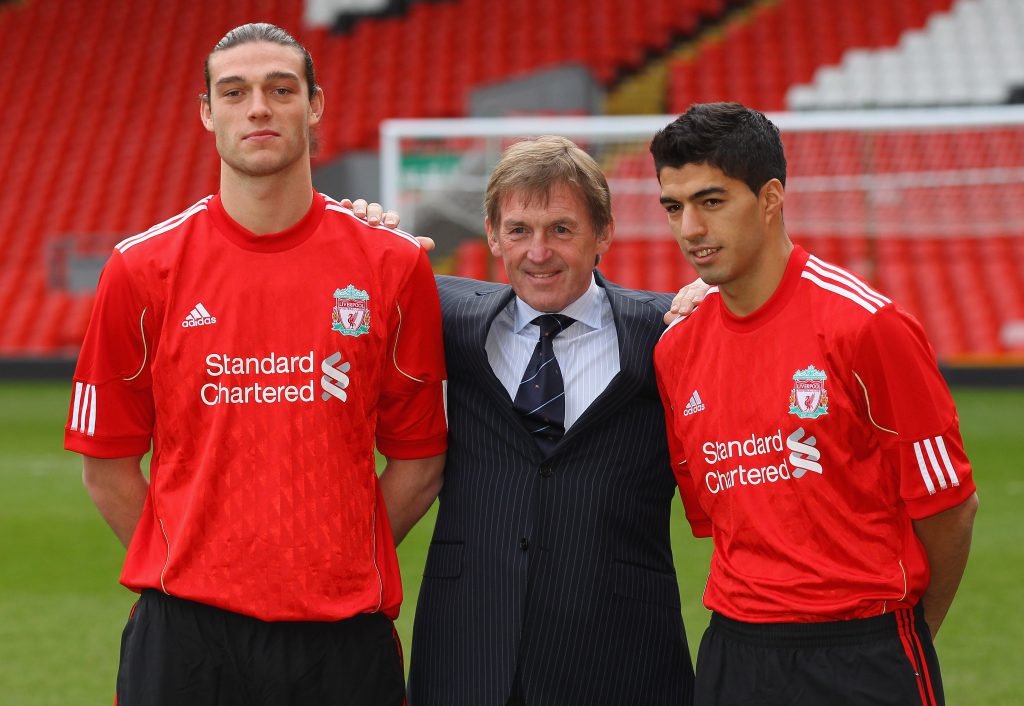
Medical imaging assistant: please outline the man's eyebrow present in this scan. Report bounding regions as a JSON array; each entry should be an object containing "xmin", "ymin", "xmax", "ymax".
[
  {"xmin": 264, "ymin": 70, "xmax": 301, "ymax": 83},
  {"xmin": 502, "ymin": 216, "xmax": 578, "ymax": 228},
  {"xmin": 214, "ymin": 71, "xmax": 301, "ymax": 87},
  {"xmin": 689, "ymin": 186, "xmax": 728, "ymax": 201},
  {"xmin": 660, "ymin": 186, "xmax": 729, "ymax": 206},
  {"xmin": 214, "ymin": 75, "xmax": 246, "ymax": 87}
]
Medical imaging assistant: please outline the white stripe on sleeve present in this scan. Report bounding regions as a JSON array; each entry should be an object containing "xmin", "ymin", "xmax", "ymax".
[
  {"xmin": 71, "ymin": 382, "xmax": 83, "ymax": 432},
  {"xmin": 933, "ymin": 436, "xmax": 960, "ymax": 486},
  {"xmin": 922, "ymin": 437, "xmax": 949, "ymax": 490},
  {"xmin": 913, "ymin": 441, "xmax": 937, "ymax": 495},
  {"xmin": 87, "ymin": 384, "xmax": 97, "ymax": 437},
  {"xmin": 79, "ymin": 384, "xmax": 92, "ymax": 437}
]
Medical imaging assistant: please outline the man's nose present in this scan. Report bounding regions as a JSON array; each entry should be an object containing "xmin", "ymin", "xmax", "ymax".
[
  {"xmin": 679, "ymin": 207, "xmax": 707, "ymax": 241},
  {"xmin": 248, "ymin": 92, "xmax": 271, "ymax": 120}
]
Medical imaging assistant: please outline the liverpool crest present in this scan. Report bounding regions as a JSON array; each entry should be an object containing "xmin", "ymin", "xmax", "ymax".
[
  {"xmin": 789, "ymin": 365, "xmax": 829, "ymax": 419},
  {"xmin": 332, "ymin": 285, "xmax": 371, "ymax": 337}
]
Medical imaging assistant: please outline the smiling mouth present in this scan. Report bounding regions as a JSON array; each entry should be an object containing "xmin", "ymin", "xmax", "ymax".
[
  {"xmin": 694, "ymin": 248, "xmax": 720, "ymax": 258},
  {"xmin": 526, "ymin": 272, "xmax": 559, "ymax": 279}
]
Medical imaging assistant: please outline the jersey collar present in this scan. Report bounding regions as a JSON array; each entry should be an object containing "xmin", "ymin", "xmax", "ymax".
[
  {"xmin": 208, "ymin": 190, "xmax": 325, "ymax": 253},
  {"xmin": 717, "ymin": 245, "xmax": 809, "ymax": 332}
]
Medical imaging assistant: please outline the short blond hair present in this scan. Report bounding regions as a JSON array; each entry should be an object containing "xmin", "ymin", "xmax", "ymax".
[{"xmin": 484, "ymin": 136, "xmax": 612, "ymax": 235}]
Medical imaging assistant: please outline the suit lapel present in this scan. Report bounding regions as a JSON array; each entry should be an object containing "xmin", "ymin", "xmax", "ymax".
[
  {"xmin": 559, "ymin": 274, "xmax": 665, "ymax": 447},
  {"xmin": 457, "ymin": 283, "xmax": 539, "ymax": 442}
]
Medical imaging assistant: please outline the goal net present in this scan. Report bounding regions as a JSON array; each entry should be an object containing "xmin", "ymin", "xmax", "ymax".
[{"xmin": 381, "ymin": 107, "xmax": 1024, "ymax": 361}]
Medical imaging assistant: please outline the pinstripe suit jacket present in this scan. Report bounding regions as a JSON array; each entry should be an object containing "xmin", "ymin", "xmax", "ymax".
[{"xmin": 408, "ymin": 273, "xmax": 694, "ymax": 706}]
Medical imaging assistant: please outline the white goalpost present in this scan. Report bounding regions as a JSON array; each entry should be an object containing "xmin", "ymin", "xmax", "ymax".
[
  {"xmin": 381, "ymin": 106, "xmax": 1024, "ymax": 238},
  {"xmin": 380, "ymin": 106, "xmax": 1024, "ymax": 359}
]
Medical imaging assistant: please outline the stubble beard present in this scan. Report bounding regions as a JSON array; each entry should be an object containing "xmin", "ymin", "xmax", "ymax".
[{"xmin": 219, "ymin": 127, "xmax": 311, "ymax": 179}]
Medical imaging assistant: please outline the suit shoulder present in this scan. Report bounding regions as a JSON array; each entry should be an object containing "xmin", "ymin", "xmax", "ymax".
[
  {"xmin": 436, "ymin": 275, "xmax": 504, "ymax": 301},
  {"xmin": 601, "ymin": 279, "xmax": 672, "ymax": 332}
]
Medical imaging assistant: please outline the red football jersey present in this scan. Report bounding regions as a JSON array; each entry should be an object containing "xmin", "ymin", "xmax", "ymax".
[
  {"xmin": 65, "ymin": 191, "xmax": 447, "ymax": 621},
  {"xmin": 655, "ymin": 246, "xmax": 975, "ymax": 622}
]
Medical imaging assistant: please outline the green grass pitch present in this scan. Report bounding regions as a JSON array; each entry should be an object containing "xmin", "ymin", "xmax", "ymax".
[{"xmin": 1, "ymin": 381, "xmax": 1020, "ymax": 704}]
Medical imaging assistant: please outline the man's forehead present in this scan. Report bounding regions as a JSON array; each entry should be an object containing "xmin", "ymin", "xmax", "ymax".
[
  {"xmin": 500, "ymin": 183, "xmax": 586, "ymax": 215},
  {"xmin": 208, "ymin": 41, "xmax": 305, "ymax": 81}
]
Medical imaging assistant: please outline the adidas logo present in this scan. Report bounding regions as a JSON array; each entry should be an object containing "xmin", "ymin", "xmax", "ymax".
[
  {"xmin": 181, "ymin": 303, "xmax": 217, "ymax": 328},
  {"xmin": 682, "ymin": 390, "xmax": 705, "ymax": 416}
]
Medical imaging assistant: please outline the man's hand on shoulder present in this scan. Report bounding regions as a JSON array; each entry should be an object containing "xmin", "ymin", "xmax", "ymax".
[
  {"xmin": 664, "ymin": 277, "xmax": 711, "ymax": 325},
  {"xmin": 338, "ymin": 198, "xmax": 435, "ymax": 251}
]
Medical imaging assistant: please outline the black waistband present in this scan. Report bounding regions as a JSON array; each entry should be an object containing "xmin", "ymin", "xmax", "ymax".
[{"xmin": 709, "ymin": 603, "xmax": 924, "ymax": 648}]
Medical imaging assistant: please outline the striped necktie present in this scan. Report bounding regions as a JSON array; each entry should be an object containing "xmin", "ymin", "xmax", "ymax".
[{"xmin": 513, "ymin": 314, "xmax": 574, "ymax": 454}]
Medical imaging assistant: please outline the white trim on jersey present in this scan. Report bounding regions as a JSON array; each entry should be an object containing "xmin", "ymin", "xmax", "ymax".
[
  {"xmin": 116, "ymin": 197, "xmax": 212, "ymax": 253},
  {"xmin": 913, "ymin": 435, "xmax": 960, "ymax": 495},
  {"xmin": 801, "ymin": 271, "xmax": 880, "ymax": 314},
  {"xmin": 370, "ymin": 504, "xmax": 384, "ymax": 613},
  {"xmin": 807, "ymin": 256, "xmax": 891, "ymax": 308},
  {"xmin": 391, "ymin": 303, "xmax": 426, "ymax": 383},
  {"xmin": 71, "ymin": 381, "xmax": 82, "ymax": 431},
  {"xmin": 88, "ymin": 384, "xmax": 97, "ymax": 436},
  {"xmin": 323, "ymin": 197, "xmax": 421, "ymax": 249},
  {"xmin": 933, "ymin": 436, "xmax": 960, "ymax": 485},
  {"xmin": 125, "ymin": 308, "xmax": 149, "ymax": 382},
  {"xmin": 71, "ymin": 382, "xmax": 97, "ymax": 436},
  {"xmin": 853, "ymin": 371, "xmax": 898, "ymax": 435}
]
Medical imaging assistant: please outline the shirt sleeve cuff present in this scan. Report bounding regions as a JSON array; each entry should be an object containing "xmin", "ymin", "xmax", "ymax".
[
  {"xmin": 688, "ymin": 519, "xmax": 713, "ymax": 538},
  {"xmin": 376, "ymin": 433, "xmax": 447, "ymax": 460},
  {"xmin": 903, "ymin": 478, "xmax": 977, "ymax": 520},
  {"xmin": 64, "ymin": 433, "xmax": 151, "ymax": 459}
]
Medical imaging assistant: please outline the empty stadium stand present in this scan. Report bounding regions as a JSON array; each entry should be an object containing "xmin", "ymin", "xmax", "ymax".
[
  {"xmin": 0, "ymin": 0, "xmax": 738, "ymax": 356},
  {"xmin": 0, "ymin": 0, "xmax": 1022, "ymax": 362}
]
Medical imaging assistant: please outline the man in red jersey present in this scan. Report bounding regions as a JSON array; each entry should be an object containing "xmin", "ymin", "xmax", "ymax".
[
  {"xmin": 650, "ymin": 103, "xmax": 978, "ymax": 706},
  {"xmin": 64, "ymin": 23, "xmax": 446, "ymax": 706}
]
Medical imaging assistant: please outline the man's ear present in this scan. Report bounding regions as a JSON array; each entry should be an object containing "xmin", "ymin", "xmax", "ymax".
[
  {"xmin": 200, "ymin": 96, "xmax": 215, "ymax": 133},
  {"xmin": 761, "ymin": 178, "xmax": 785, "ymax": 221},
  {"xmin": 309, "ymin": 87, "xmax": 325, "ymax": 125},
  {"xmin": 485, "ymin": 217, "xmax": 502, "ymax": 258},
  {"xmin": 595, "ymin": 215, "xmax": 615, "ymax": 257}
]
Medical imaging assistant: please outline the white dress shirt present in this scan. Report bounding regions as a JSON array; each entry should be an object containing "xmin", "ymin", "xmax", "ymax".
[{"xmin": 485, "ymin": 276, "xmax": 620, "ymax": 430}]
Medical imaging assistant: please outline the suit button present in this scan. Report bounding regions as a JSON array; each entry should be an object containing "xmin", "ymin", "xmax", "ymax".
[
  {"xmin": 519, "ymin": 537, "xmax": 529, "ymax": 550},
  {"xmin": 539, "ymin": 463, "xmax": 552, "ymax": 478}
]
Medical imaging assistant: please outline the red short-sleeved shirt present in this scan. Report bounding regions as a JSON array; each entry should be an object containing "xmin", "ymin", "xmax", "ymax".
[
  {"xmin": 65, "ymin": 191, "xmax": 447, "ymax": 621},
  {"xmin": 655, "ymin": 246, "xmax": 975, "ymax": 622}
]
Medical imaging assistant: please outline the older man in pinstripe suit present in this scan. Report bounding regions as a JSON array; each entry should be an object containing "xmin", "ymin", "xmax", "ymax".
[{"xmin": 400, "ymin": 136, "xmax": 696, "ymax": 706}]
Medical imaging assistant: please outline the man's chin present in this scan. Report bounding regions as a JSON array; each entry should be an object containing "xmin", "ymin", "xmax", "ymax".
[
  {"xmin": 690, "ymin": 264, "xmax": 724, "ymax": 286},
  {"xmin": 222, "ymin": 154, "xmax": 298, "ymax": 179}
]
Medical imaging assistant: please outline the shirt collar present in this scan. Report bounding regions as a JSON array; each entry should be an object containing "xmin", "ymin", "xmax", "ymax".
[{"xmin": 513, "ymin": 274, "xmax": 604, "ymax": 334}]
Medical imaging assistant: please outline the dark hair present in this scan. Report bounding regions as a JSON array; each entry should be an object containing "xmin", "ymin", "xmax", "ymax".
[
  {"xmin": 649, "ymin": 102, "xmax": 786, "ymax": 194},
  {"xmin": 203, "ymin": 23, "xmax": 317, "ymax": 102}
]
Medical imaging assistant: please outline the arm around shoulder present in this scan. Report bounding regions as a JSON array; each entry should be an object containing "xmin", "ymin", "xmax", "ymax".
[{"xmin": 912, "ymin": 491, "xmax": 979, "ymax": 639}]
